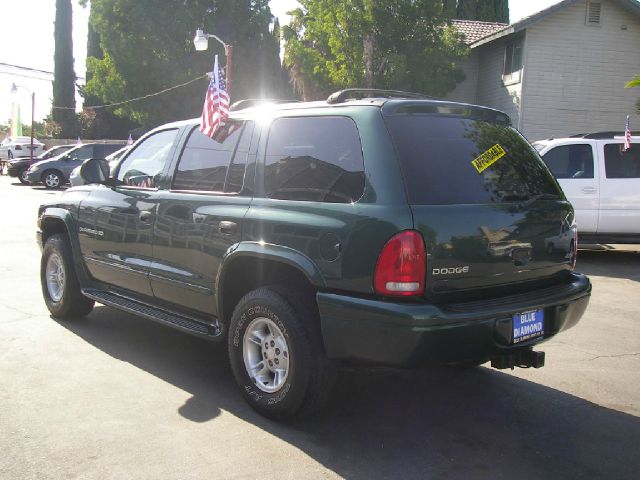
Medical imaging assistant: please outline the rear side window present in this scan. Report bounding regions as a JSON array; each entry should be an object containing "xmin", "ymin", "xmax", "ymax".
[
  {"xmin": 264, "ymin": 117, "xmax": 365, "ymax": 203},
  {"xmin": 173, "ymin": 121, "xmax": 253, "ymax": 193},
  {"xmin": 384, "ymin": 115, "xmax": 561, "ymax": 205},
  {"xmin": 604, "ymin": 144, "xmax": 640, "ymax": 178},
  {"xmin": 542, "ymin": 144, "xmax": 594, "ymax": 179}
]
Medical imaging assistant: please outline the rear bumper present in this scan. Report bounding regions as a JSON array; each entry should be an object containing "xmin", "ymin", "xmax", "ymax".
[{"xmin": 317, "ymin": 273, "xmax": 591, "ymax": 367}]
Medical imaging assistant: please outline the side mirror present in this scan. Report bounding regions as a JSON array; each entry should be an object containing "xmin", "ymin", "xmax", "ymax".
[{"xmin": 80, "ymin": 158, "xmax": 110, "ymax": 185}]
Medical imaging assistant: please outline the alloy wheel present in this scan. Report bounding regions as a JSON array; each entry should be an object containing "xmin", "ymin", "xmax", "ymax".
[{"xmin": 242, "ymin": 317, "xmax": 290, "ymax": 393}]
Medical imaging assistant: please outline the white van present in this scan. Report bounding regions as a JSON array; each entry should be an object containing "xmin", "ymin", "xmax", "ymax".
[{"xmin": 534, "ymin": 133, "xmax": 640, "ymax": 245}]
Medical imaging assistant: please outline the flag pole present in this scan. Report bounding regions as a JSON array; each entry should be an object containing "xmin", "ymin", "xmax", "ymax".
[{"xmin": 225, "ymin": 44, "xmax": 233, "ymax": 99}]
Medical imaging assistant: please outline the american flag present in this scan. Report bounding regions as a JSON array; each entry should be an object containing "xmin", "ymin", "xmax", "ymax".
[
  {"xmin": 623, "ymin": 115, "xmax": 631, "ymax": 152},
  {"xmin": 199, "ymin": 55, "xmax": 230, "ymax": 138}
]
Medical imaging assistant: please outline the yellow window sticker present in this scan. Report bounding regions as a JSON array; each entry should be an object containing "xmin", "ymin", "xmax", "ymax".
[{"xmin": 471, "ymin": 144, "xmax": 507, "ymax": 173}]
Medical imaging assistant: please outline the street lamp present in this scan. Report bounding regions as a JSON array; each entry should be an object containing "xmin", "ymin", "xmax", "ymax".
[
  {"xmin": 10, "ymin": 83, "xmax": 35, "ymax": 166},
  {"xmin": 193, "ymin": 29, "xmax": 233, "ymax": 97}
]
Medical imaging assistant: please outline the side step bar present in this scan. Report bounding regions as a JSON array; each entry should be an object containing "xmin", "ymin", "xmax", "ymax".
[{"xmin": 83, "ymin": 289, "xmax": 222, "ymax": 339}]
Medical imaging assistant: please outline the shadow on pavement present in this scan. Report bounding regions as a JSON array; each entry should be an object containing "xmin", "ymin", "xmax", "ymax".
[
  {"xmin": 576, "ymin": 249, "xmax": 640, "ymax": 282},
  {"xmin": 56, "ymin": 305, "xmax": 640, "ymax": 479}
]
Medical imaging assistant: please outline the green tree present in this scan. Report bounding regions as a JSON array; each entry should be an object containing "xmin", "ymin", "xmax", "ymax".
[
  {"xmin": 626, "ymin": 74, "xmax": 640, "ymax": 114},
  {"xmin": 444, "ymin": 0, "xmax": 509, "ymax": 23},
  {"xmin": 53, "ymin": 0, "xmax": 78, "ymax": 137},
  {"xmin": 84, "ymin": 0, "xmax": 289, "ymax": 129},
  {"xmin": 282, "ymin": 0, "xmax": 469, "ymax": 100}
]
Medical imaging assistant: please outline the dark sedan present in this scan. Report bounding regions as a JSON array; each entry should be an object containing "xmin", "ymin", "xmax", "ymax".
[{"xmin": 7, "ymin": 145, "xmax": 75, "ymax": 184}]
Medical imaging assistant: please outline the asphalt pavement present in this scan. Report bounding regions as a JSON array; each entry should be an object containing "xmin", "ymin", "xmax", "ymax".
[{"xmin": 1, "ymin": 175, "xmax": 639, "ymax": 480}]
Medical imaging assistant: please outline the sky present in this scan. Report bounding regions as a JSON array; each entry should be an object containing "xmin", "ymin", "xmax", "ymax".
[{"xmin": 1, "ymin": 0, "xmax": 561, "ymax": 124}]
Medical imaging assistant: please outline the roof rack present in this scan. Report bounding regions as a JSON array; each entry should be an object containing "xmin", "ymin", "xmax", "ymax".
[
  {"xmin": 230, "ymin": 98, "xmax": 300, "ymax": 111},
  {"xmin": 326, "ymin": 88, "xmax": 434, "ymax": 104},
  {"xmin": 569, "ymin": 131, "xmax": 640, "ymax": 139}
]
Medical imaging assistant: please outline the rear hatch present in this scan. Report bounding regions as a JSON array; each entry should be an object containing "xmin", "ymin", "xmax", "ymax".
[{"xmin": 383, "ymin": 102, "xmax": 576, "ymax": 302}]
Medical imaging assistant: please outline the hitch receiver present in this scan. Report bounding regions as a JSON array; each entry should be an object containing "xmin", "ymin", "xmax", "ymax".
[{"xmin": 491, "ymin": 350, "xmax": 545, "ymax": 370}]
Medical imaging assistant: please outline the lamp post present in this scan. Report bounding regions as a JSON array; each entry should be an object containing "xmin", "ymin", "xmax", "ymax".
[
  {"xmin": 10, "ymin": 83, "xmax": 35, "ymax": 166},
  {"xmin": 193, "ymin": 29, "xmax": 233, "ymax": 98}
]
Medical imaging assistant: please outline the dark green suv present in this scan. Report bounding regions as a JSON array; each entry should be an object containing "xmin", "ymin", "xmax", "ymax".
[{"xmin": 37, "ymin": 89, "xmax": 591, "ymax": 419}]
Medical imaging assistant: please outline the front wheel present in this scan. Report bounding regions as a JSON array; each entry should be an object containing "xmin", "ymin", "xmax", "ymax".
[
  {"xmin": 42, "ymin": 170, "xmax": 63, "ymax": 189},
  {"xmin": 18, "ymin": 168, "xmax": 30, "ymax": 184},
  {"xmin": 41, "ymin": 234, "xmax": 94, "ymax": 318},
  {"xmin": 228, "ymin": 286, "xmax": 336, "ymax": 420}
]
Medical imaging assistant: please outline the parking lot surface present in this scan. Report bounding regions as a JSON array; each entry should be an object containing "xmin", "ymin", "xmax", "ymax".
[{"xmin": 1, "ymin": 175, "xmax": 639, "ymax": 479}]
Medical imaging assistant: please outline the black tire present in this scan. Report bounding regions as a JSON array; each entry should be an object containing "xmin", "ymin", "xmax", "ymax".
[
  {"xmin": 18, "ymin": 168, "xmax": 30, "ymax": 184},
  {"xmin": 228, "ymin": 286, "xmax": 337, "ymax": 420},
  {"xmin": 41, "ymin": 234, "xmax": 94, "ymax": 319},
  {"xmin": 42, "ymin": 169, "xmax": 64, "ymax": 189}
]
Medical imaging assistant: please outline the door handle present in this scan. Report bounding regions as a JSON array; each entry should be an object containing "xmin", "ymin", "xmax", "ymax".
[
  {"xmin": 139, "ymin": 211, "xmax": 153, "ymax": 222},
  {"xmin": 581, "ymin": 187, "xmax": 597, "ymax": 194},
  {"xmin": 219, "ymin": 221, "xmax": 238, "ymax": 235}
]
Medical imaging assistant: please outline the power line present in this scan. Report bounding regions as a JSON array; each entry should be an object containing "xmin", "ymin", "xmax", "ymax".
[
  {"xmin": 0, "ymin": 61, "xmax": 85, "ymax": 80},
  {"xmin": 52, "ymin": 74, "xmax": 208, "ymax": 110}
]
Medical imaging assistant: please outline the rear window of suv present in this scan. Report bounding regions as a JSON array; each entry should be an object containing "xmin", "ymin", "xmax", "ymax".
[{"xmin": 385, "ymin": 115, "xmax": 562, "ymax": 205}]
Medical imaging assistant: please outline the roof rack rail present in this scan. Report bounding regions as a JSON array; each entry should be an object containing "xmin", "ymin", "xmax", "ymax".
[
  {"xmin": 230, "ymin": 98, "xmax": 300, "ymax": 111},
  {"xmin": 326, "ymin": 88, "xmax": 433, "ymax": 104},
  {"xmin": 570, "ymin": 131, "xmax": 640, "ymax": 139}
]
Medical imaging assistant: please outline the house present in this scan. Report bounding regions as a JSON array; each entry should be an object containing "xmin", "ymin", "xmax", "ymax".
[{"xmin": 446, "ymin": 0, "xmax": 640, "ymax": 141}]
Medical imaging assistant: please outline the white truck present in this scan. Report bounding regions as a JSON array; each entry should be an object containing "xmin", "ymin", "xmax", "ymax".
[{"xmin": 534, "ymin": 133, "xmax": 640, "ymax": 245}]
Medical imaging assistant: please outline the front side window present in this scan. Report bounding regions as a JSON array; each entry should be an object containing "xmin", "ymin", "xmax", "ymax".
[
  {"xmin": 117, "ymin": 129, "xmax": 179, "ymax": 188},
  {"xmin": 172, "ymin": 121, "xmax": 253, "ymax": 193},
  {"xmin": 604, "ymin": 143, "xmax": 640, "ymax": 178},
  {"xmin": 542, "ymin": 144, "xmax": 594, "ymax": 179},
  {"xmin": 264, "ymin": 117, "xmax": 365, "ymax": 203}
]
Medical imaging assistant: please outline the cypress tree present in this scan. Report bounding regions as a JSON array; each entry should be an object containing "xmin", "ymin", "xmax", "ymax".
[{"xmin": 52, "ymin": 0, "xmax": 77, "ymax": 137}]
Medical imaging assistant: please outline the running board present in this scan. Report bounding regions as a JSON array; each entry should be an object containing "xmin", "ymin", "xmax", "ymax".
[{"xmin": 83, "ymin": 289, "xmax": 222, "ymax": 339}]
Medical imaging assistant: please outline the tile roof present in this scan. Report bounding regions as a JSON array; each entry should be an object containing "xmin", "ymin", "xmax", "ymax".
[{"xmin": 451, "ymin": 19, "xmax": 509, "ymax": 45}]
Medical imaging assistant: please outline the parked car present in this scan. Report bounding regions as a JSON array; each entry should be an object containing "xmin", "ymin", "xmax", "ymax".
[
  {"xmin": 0, "ymin": 136, "xmax": 45, "ymax": 159},
  {"xmin": 534, "ymin": 132, "xmax": 640, "ymax": 245},
  {"xmin": 70, "ymin": 145, "xmax": 132, "ymax": 187},
  {"xmin": 8, "ymin": 145, "xmax": 75, "ymax": 184},
  {"xmin": 36, "ymin": 89, "xmax": 591, "ymax": 419},
  {"xmin": 26, "ymin": 142, "xmax": 126, "ymax": 189}
]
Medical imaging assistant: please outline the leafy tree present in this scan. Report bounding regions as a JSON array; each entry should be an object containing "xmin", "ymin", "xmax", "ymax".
[
  {"xmin": 282, "ymin": 0, "xmax": 469, "ymax": 100},
  {"xmin": 84, "ymin": 0, "xmax": 290, "ymax": 129},
  {"xmin": 626, "ymin": 74, "xmax": 640, "ymax": 114},
  {"xmin": 444, "ymin": 0, "xmax": 509, "ymax": 23},
  {"xmin": 53, "ymin": 0, "xmax": 78, "ymax": 137}
]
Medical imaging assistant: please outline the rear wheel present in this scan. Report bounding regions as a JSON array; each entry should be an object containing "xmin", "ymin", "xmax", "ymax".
[
  {"xmin": 228, "ymin": 286, "xmax": 336, "ymax": 419},
  {"xmin": 41, "ymin": 234, "xmax": 94, "ymax": 318},
  {"xmin": 42, "ymin": 170, "xmax": 63, "ymax": 189},
  {"xmin": 18, "ymin": 168, "xmax": 30, "ymax": 184}
]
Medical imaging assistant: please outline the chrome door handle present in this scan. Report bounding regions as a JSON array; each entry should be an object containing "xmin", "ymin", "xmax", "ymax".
[
  {"xmin": 139, "ymin": 211, "xmax": 153, "ymax": 222},
  {"xmin": 581, "ymin": 187, "xmax": 597, "ymax": 194},
  {"xmin": 219, "ymin": 221, "xmax": 238, "ymax": 235}
]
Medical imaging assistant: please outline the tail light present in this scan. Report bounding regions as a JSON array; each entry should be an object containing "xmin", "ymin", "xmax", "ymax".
[{"xmin": 374, "ymin": 230, "xmax": 426, "ymax": 296}]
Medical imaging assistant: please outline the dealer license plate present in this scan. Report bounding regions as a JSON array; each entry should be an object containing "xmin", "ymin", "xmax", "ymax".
[{"xmin": 512, "ymin": 309, "xmax": 544, "ymax": 344}]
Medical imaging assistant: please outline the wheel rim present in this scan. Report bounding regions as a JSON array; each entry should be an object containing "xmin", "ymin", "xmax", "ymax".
[
  {"xmin": 243, "ymin": 317, "xmax": 290, "ymax": 393},
  {"xmin": 20, "ymin": 169, "xmax": 29, "ymax": 182},
  {"xmin": 45, "ymin": 173, "xmax": 60, "ymax": 188},
  {"xmin": 45, "ymin": 253, "xmax": 65, "ymax": 302}
]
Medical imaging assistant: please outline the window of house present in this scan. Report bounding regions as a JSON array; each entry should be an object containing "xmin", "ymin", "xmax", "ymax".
[
  {"xmin": 542, "ymin": 144, "xmax": 595, "ymax": 179},
  {"xmin": 603, "ymin": 144, "xmax": 640, "ymax": 178},
  {"xmin": 172, "ymin": 121, "xmax": 253, "ymax": 193},
  {"xmin": 264, "ymin": 117, "xmax": 365, "ymax": 203},
  {"xmin": 503, "ymin": 37, "xmax": 524, "ymax": 83},
  {"xmin": 117, "ymin": 129, "xmax": 179, "ymax": 188}
]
